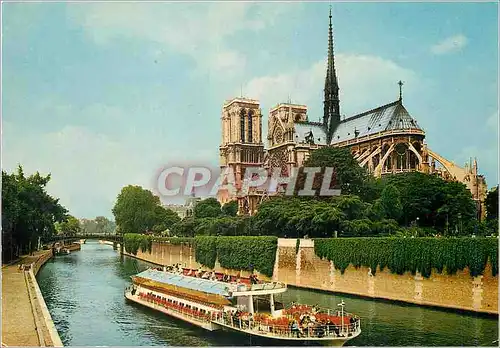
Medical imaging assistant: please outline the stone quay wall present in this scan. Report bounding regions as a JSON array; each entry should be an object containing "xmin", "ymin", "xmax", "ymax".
[
  {"xmin": 2, "ymin": 250, "xmax": 63, "ymax": 347},
  {"xmin": 29, "ymin": 251, "xmax": 64, "ymax": 347},
  {"xmin": 123, "ymin": 238, "xmax": 498, "ymax": 315}
]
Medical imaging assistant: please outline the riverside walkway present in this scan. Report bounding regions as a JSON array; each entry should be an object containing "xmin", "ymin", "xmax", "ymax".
[{"xmin": 2, "ymin": 250, "xmax": 59, "ymax": 347}]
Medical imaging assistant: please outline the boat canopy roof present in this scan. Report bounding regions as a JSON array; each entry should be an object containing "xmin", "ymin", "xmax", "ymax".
[{"xmin": 134, "ymin": 269, "xmax": 231, "ymax": 297}]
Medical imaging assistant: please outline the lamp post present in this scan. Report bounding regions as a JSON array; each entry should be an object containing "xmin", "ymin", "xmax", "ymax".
[{"xmin": 338, "ymin": 299, "xmax": 345, "ymax": 335}]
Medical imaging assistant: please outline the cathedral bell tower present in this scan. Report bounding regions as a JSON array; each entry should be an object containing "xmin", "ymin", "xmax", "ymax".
[
  {"xmin": 323, "ymin": 7, "xmax": 341, "ymax": 144},
  {"xmin": 218, "ymin": 98, "xmax": 265, "ymax": 213}
]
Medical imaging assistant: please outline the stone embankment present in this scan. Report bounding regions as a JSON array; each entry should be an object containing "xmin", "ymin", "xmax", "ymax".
[
  {"xmin": 121, "ymin": 238, "xmax": 498, "ymax": 315},
  {"xmin": 2, "ymin": 250, "xmax": 64, "ymax": 347}
]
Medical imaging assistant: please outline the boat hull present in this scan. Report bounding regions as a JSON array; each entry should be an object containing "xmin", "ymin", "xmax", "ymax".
[
  {"xmin": 124, "ymin": 291, "xmax": 221, "ymax": 331},
  {"xmin": 214, "ymin": 320, "xmax": 359, "ymax": 346}
]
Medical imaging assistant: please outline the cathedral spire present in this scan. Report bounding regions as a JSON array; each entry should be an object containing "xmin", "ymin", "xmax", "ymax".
[
  {"xmin": 323, "ymin": 6, "xmax": 340, "ymax": 144},
  {"xmin": 398, "ymin": 80, "xmax": 404, "ymax": 101}
]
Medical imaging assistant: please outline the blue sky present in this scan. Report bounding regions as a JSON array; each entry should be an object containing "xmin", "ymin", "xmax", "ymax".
[{"xmin": 2, "ymin": 2, "xmax": 498, "ymax": 220}]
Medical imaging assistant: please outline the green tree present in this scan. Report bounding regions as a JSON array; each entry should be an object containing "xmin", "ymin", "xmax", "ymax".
[
  {"xmin": 112, "ymin": 185, "xmax": 162, "ymax": 234},
  {"xmin": 193, "ymin": 198, "xmax": 222, "ymax": 219},
  {"xmin": 379, "ymin": 184, "xmax": 403, "ymax": 221},
  {"xmin": 80, "ymin": 219, "xmax": 97, "ymax": 234},
  {"xmin": 301, "ymin": 147, "xmax": 373, "ymax": 200},
  {"xmin": 437, "ymin": 181, "xmax": 477, "ymax": 236},
  {"xmin": 381, "ymin": 172, "xmax": 476, "ymax": 233},
  {"xmin": 152, "ymin": 206, "xmax": 181, "ymax": 233},
  {"xmin": 59, "ymin": 216, "xmax": 81, "ymax": 236},
  {"xmin": 485, "ymin": 186, "xmax": 498, "ymax": 220},
  {"xmin": 2, "ymin": 166, "xmax": 67, "ymax": 261},
  {"xmin": 95, "ymin": 216, "xmax": 109, "ymax": 234},
  {"xmin": 382, "ymin": 172, "xmax": 442, "ymax": 227},
  {"xmin": 221, "ymin": 200, "xmax": 238, "ymax": 216},
  {"xmin": 330, "ymin": 195, "xmax": 370, "ymax": 220},
  {"xmin": 171, "ymin": 217, "xmax": 197, "ymax": 237},
  {"xmin": 340, "ymin": 219, "xmax": 373, "ymax": 237}
]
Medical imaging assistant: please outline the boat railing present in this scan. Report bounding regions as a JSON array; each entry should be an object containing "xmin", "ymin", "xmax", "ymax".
[
  {"xmin": 212, "ymin": 314, "xmax": 361, "ymax": 339},
  {"xmin": 247, "ymin": 282, "xmax": 286, "ymax": 291},
  {"xmin": 284, "ymin": 304, "xmax": 360, "ymax": 319},
  {"xmin": 134, "ymin": 292, "xmax": 215, "ymax": 324}
]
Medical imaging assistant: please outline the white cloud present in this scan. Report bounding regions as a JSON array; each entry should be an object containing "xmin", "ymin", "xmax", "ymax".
[
  {"xmin": 243, "ymin": 53, "xmax": 419, "ymax": 120},
  {"xmin": 2, "ymin": 104, "xmax": 216, "ymax": 219},
  {"xmin": 486, "ymin": 111, "xmax": 499, "ymax": 134},
  {"xmin": 431, "ymin": 34, "xmax": 468, "ymax": 55},
  {"xmin": 67, "ymin": 3, "xmax": 301, "ymax": 77}
]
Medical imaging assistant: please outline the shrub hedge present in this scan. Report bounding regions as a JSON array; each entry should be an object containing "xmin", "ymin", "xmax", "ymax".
[
  {"xmin": 194, "ymin": 236, "xmax": 278, "ymax": 277},
  {"xmin": 314, "ymin": 237, "xmax": 498, "ymax": 278},
  {"xmin": 123, "ymin": 233, "xmax": 152, "ymax": 255}
]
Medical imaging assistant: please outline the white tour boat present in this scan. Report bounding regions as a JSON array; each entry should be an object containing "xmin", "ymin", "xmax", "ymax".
[{"xmin": 124, "ymin": 267, "xmax": 361, "ymax": 346}]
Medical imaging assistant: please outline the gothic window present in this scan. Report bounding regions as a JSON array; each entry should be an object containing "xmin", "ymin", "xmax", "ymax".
[
  {"xmin": 269, "ymin": 148, "xmax": 288, "ymax": 176},
  {"xmin": 240, "ymin": 109, "xmax": 245, "ymax": 143},
  {"xmin": 395, "ymin": 143, "xmax": 408, "ymax": 170},
  {"xmin": 273, "ymin": 127, "xmax": 284, "ymax": 145},
  {"xmin": 248, "ymin": 110, "xmax": 253, "ymax": 143}
]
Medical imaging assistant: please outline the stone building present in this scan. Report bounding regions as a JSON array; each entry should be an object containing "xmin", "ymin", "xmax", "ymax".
[
  {"xmin": 217, "ymin": 97, "xmax": 266, "ymax": 214},
  {"xmin": 163, "ymin": 196, "xmax": 202, "ymax": 219},
  {"xmin": 218, "ymin": 9, "xmax": 487, "ymax": 218}
]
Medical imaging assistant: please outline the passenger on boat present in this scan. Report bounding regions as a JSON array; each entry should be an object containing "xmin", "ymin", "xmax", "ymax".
[
  {"xmin": 249, "ymin": 274, "xmax": 259, "ymax": 284},
  {"xmin": 222, "ymin": 273, "xmax": 230, "ymax": 282},
  {"xmin": 186, "ymin": 269, "xmax": 193, "ymax": 276},
  {"xmin": 201, "ymin": 271, "xmax": 210, "ymax": 279},
  {"xmin": 291, "ymin": 321, "xmax": 300, "ymax": 337},
  {"xmin": 195, "ymin": 268, "xmax": 202, "ymax": 277},
  {"xmin": 209, "ymin": 272, "xmax": 217, "ymax": 281}
]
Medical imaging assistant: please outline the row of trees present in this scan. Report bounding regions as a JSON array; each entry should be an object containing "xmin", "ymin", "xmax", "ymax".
[
  {"xmin": 80, "ymin": 216, "xmax": 116, "ymax": 235},
  {"xmin": 53, "ymin": 216, "xmax": 117, "ymax": 236},
  {"xmin": 112, "ymin": 148, "xmax": 498, "ymax": 239},
  {"xmin": 112, "ymin": 185, "xmax": 181, "ymax": 235},
  {"xmin": 2, "ymin": 166, "xmax": 68, "ymax": 262}
]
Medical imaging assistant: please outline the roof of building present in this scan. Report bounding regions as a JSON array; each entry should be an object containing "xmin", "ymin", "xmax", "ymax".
[
  {"xmin": 135, "ymin": 269, "xmax": 231, "ymax": 297},
  {"xmin": 294, "ymin": 122, "xmax": 327, "ymax": 146},
  {"xmin": 330, "ymin": 100, "xmax": 422, "ymax": 144}
]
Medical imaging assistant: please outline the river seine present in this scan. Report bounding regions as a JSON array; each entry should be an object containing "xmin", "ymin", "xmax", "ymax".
[{"xmin": 37, "ymin": 241, "xmax": 498, "ymax": 346}]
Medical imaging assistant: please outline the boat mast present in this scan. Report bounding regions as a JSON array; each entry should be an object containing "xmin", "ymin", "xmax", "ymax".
[
  {"xmin": 269, "ymin": 293, "xmax": 275, "ymax": 316},
  {"xmin": 338, "ymin": 299, "xmax": 345, "ymax": 335}
]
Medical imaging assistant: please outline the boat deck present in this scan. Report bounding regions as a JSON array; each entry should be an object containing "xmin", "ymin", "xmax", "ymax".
[{"xmin": 125, "ymin": 291, "xmax": 220, "ymax": 331}]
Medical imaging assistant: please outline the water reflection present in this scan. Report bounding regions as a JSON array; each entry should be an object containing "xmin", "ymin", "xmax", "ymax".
[{"xmin": 37, "ymin": 241, "xmax": 498, "ymax": 346}]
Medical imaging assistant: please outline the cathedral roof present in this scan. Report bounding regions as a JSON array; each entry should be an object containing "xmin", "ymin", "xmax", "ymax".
[
  {"xmin": 330, "ymin": 100, "xmax": 423, "ymax": 144},
  {"xmin": 294, "ymin": 122, "xmax": 327, "ymax": 146}
]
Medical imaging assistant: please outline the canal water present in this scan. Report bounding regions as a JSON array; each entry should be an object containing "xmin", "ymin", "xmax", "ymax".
[{"xmin": 37, "ymin": 241, "xmax": 498, "ymax": 346}]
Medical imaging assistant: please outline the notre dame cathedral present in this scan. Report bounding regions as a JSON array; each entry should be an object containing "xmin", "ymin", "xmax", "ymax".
[{"xmin": 217, "ymin": 9, "xmax": 487, "ymax": 218}]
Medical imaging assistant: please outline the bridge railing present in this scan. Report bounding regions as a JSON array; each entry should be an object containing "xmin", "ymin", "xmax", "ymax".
[{"xmin": 43, "ymin": 234, "xmax": 122, "ymax": 243}]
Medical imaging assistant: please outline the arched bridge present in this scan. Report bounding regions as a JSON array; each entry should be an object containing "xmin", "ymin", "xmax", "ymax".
[{"xmin": 43, "ymin": 234, "xmax": 123, "ymax": 244}]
